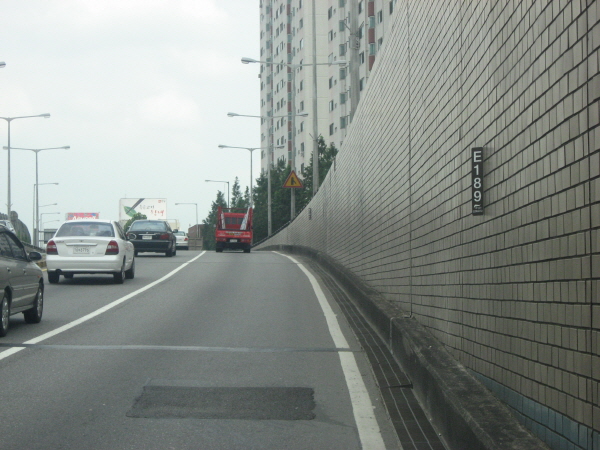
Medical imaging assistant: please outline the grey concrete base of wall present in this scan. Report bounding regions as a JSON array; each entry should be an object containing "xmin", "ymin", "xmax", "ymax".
[{"xmin": 260, "ymin": 244, "xmax": 548, "ymax": 450}]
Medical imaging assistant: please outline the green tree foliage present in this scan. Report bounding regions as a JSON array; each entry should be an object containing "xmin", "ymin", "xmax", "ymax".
[
  {"xmin": 124, "ymin": 212, "xmax": 147, "ymax": 232},
  {"xmin": 252, "ymin": 157, "xmax": 292, "ymax": 242},
  {"xmin": 202, "ymin": 137, "xmax": 337, "ymax": 245},
  {"xmin": 297, "ymin": 136, "xmax": 338, "ymax": 210},
  {"xmin": 202, "ymin": 191, "xmax": 227, "ymax": 250},
  {"xmin": 230, "ymin": 177, "xmax": 249, "ymax": 209}
]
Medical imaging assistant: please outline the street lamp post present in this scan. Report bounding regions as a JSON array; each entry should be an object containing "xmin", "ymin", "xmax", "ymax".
[
  {"xmin": 218, "ymin": 142, "xmax": 286, "ymax": 210},
  {"xmin": 6, "ymin": 146, "xmax": 68, "ymax": 246},
  {"xmin": 228, "ymin": 112, "xmax": 305, "ymax": 232},
  {"xmin": 0, "ymin": 114, "xmax": 51, "ymax": 218},
  {"xmin": 205, "ymin": 180, "xmax": 230, "ymax": 208},
  {"xmin": 242, "ymin": 57, "xmax": 346, "ymax": 218}
]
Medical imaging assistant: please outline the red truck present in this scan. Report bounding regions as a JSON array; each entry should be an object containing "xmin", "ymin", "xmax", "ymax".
[{"xmin": 215, "ymin": 206, "xmax": 253, "ymax": 253}]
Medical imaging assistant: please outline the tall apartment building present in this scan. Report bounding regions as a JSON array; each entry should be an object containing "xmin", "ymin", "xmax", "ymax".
[{"xmin": 258, "ymin": 0, "xmax": 399, "ymax": 177}]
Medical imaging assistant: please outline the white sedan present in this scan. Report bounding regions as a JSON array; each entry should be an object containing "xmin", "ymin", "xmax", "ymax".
[
  {"xmin": 174, "ymin": 231, "xmax": 189, "ymax": 250},
  {"xmin": 46, "ymin": 220, "xmax": 135, "ymax": 284}
]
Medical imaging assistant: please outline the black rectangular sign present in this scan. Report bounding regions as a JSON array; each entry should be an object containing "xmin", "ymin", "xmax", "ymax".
[{"xmin": 472, "ymin": 148, "xmax": 484, "ymax": 215}]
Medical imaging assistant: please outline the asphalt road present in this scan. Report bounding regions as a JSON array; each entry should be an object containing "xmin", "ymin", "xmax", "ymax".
[{"xmin": 0, "ymin": 250, "xmax": 401, "ymax": 450}]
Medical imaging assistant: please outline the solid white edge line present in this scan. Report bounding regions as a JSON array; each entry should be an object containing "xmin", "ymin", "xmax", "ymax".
[
  {"xmin": 275, "ymin": 251, "xmax": 386, "ymax": 450},
  {"xmin": 0, "ymin": 251, "xmax": 207, "ymax": 360}
]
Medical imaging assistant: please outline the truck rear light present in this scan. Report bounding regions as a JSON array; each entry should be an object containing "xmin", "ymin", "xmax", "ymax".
[
  {"xmin": 46, "ymin": 240, "xmax": 58, "ymax": 255},
  {"xmin": 105, "ymin": 240, "xmax": 119, "ymax": 255}
]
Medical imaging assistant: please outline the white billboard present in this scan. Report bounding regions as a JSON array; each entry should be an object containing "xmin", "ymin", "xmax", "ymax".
[{"xmin": 119, "ymin": 198, "xmax": 167, "ymax": 221}]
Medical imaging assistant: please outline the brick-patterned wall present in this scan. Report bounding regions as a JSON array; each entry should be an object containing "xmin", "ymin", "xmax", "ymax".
[{"xmin": 256, "ymin": 1, "xmax": 599, "ymax": 449}]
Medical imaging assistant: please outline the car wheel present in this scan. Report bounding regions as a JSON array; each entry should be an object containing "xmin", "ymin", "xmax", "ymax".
[
  {"xmin": 216, "ymin": 248, "xmax": 223, "ymax": 253},
  {"xmin": 173, "ymin": 247, "xmax": 177, "ymax": 256},
  {"xmin": 166, "ymin": 248, "xmax": 173, "ymax": 257},
  {"xmin": 23, "ymin": 284, "xmax": 43, "ymax": 324},
  {"xmin": 134, "ymin": 250, "xmax": 139, "ymax": 257},
  {"xmin": 113, "ymin": 262, "xmax": 126, "ymax": 284},
  {"xmin": 125, "ymin": 258, "xmax": 135, "ymax": 279},
  {"xmin": 48, "ymin": 271, "xmax": 60, "ymax": 284},
  {"xmin": 244, "ymin": 248, "xmax": 251, "ymax": 253},
  {"xmin": 64, "ymin": 273, "xmax": 74, "ymax": 279},
  {"xmin": 0, "ymin": 293, "xmax": 10, "ymax": 337}
]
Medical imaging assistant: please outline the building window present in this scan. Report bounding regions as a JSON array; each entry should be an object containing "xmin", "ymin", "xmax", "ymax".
[
  {"xmin": 299, "ymin": 100, "xmax": 304, "ymax": 111},
  {"xmin": 341, "ymin": 116, "xmax": 347, "ymax": 129},
  {"xmin": 340, "ymin": 92, "xmax": 347, "ymax": 104},
  {"xmin": 328, "ymin": 7, "xmax": 333, "ymax": 19},
  {"xmin": 329, "ymin": 76, "xmax": 334, "ymax": 88},
  {"xmin": 299, "ymin": 38, "xmax": 304, "ymax": 49},
  {"xmin": 389, "ymin": 0, "xmax": 394, "ymax": 14},
  {"xmin": 300, "ymin": 142, "xmax": 305, "ymax": 156},
  {"xmin": 339, "ymin": 67, "xmax": 347, "ymax": 79},
  {"xmin": 369, "ymin": 43, "xmax": 376, "ymax": 55},
  {"xmin": 359, "ymin": 77, "xmax": 365, "ymax": 91},
  {"xmin": 358, "ymin": 1, "xmax": 363, "ymax": 13},
  {"xmin": 378, "ymin": 10, "xmax": 383, "ymax": 23},
  {"xmin": 359, "ymin": 52, "xmax": 365, "ymax": 64},
  {"xmin": 329, "ymin": 123, "xmax": 335, "ymax": 135},
  {"xmin": 358, "ymin": 25, "xmax": 364, "ymax": 39},
  {"xmin": 339, "ymin": 43, "xmax": 346, "ymax": 56},
  {"xmin": 378, "ymin": 37, "xmax": 383, "ymax": 49},
  {"xmin": 329, "ymin": 100, "xmax": 334, "ymax": 111},
  {"xmin": 299, "ymin": 18, "xmax": 303, "ymax": 29},
  {"xmin": 328, "ymin": 30, "xmax": 334, "ymax": 41},
  {"xmin": 369, "ymin": 16, "xmax": 376, "ymax": 28},
  {"xmin": 339, "ymin": 0, "xmax": 345, "ymax": 7}
]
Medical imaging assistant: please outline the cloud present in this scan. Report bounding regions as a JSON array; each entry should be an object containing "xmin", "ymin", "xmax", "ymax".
[
  {"xmin": 55, "ymin": 0, "xmax": 228, "ymax": 27},
  {"xmin": 138, "ymin": 90, "xmax": 202, "ymax": 128}
]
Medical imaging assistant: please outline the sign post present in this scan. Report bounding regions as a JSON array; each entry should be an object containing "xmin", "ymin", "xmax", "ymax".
[
  {"xmin": 283, "ymin": 171, "xmax": 303, "ymax": 189},
  {"xmin": 472, "ymin": 148, "xmax": 484, "ymax": 215}
]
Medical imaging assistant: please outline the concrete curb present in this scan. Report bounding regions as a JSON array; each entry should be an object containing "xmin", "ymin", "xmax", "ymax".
[{"xmin": 260, "ymin": 244, "xmax": 548, "ymax": 450}]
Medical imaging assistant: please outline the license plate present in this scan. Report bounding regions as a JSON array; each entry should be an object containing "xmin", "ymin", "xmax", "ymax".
[
  {"xmin": 73, "ymin": 247, "xmax": 90, "ymax": 254},
  {"xmin": 142, "ymin": 235, "xmax": 153, "ymax": 240},
  {"xmin": 230, "ymin": 239, "xmax": 238, "ymax": 243}
]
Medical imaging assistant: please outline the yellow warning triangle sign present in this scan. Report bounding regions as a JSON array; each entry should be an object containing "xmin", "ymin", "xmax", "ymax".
[{"xmin": 283, "ymin": 170, "xmax": 303, "ymax": 188}]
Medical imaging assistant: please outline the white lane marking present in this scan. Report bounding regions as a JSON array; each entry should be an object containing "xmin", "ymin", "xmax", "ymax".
[
  {"xmin": 275, "ymin": 252, "xmax": 387, "ymax": 450},
  {"xmin": 0, "ymin": 252, "xmax": 207, "ymax": 361}
]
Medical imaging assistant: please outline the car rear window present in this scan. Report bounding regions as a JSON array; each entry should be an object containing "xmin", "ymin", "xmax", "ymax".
[
  {"xmin": 55, "ymin": 222, "xmax": 115, "ymax": 237},
  {"xmin": 129, "ymin": 221, "xmax": 167, "ymax": 232}
]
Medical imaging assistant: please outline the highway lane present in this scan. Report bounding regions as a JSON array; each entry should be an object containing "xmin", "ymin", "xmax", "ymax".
[{"xmin": 0, "ymin": 250, "xmax": 400, "ymax": 450}]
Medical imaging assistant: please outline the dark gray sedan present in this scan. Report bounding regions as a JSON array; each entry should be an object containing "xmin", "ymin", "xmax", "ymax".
[
  {"xmin": 0, "ymin": 227, "xmax": 44, "ymax": 336},
  {"xmin": 126, "ymin": 220, "xmax": 177, "ymax": 257}
]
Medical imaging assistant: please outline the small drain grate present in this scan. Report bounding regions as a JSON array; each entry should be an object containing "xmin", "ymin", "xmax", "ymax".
[{"xmin": 127, "ymin": 386, "xmax": 316, "ymax": 420}]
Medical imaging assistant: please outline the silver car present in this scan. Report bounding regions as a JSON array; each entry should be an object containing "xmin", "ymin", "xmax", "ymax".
[
  {"xmin": 46, "ymin": 220, "xmax": 135, "ymax": 284},
  {"xmin": 0, "ymin": 227, "xmax": 44, "ymax": 337},
  {"xmin": 174, "ymin": 231, "xmax": 189, "ymax": 250}
]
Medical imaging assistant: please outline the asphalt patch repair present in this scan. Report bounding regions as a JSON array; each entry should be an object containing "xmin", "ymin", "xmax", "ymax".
[{"xmin": 127, "ymin": 386, "xmax": 316, "ymax": 420}]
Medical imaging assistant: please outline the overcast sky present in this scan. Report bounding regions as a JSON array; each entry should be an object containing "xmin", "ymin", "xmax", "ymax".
[{"xmin": 0, "ymin": 0, "xmax": 261, "ymax": 232}]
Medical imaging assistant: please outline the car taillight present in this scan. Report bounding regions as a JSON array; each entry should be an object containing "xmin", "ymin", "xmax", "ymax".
[
  {"xmin": 46, "ymin": 240, "xmax": 58, "ymax": 255},
  {"xmin": 159, "ymin": 233, "xmax": 169, "ymax": 239},
  {"xmin": 184, "ymin": 237, "xmax": 188, "ymax": 241},
  {"xmin": 105, "ymin": 240, "xmax": 119, "ymax": 255}
]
